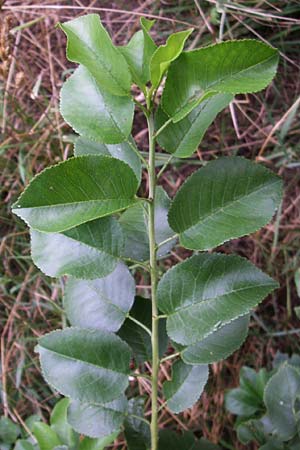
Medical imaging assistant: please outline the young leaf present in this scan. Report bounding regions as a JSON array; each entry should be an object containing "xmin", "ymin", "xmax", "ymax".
[
  {"xmin": 150, "ymin": 28, "xmax": 193, "ymax": 89},
  {"xmin": 118, "ymin": 297, "xmax": 168, "ymax": 364},
  {"xmin": 162, "ymin": 40, "xmax": 279, "ymax": 120},
  {"xmin": 50, "ymin": 398, "xmax": 79, "ymax": 449},
  {"xmin": 155, "ymin": 93, "xmax": 233, "ymax": 158},
  {"xmin": 67, "ymin": 396, "xmax": 127, "ymax": 438},
  {"xmin": 64, "ymin": 262, "xmax": 135, "ymax": 332},
  {"xmin": 37, "ymin": 328, "xmax": 131, "ymax": 404},
  {"xmin": 181, "ymin": 315, "xmax": 250, "ymax": 365},
  {"xmin": 60, "ymin": 66, "xmax": 134, "ymax": 144},
  {"xmin": 124, "ymin": 397, "xmax": 151, "ymax": 450},
  {"xmin": 12, "ymin": 155, "xmax": 138, "ymax": 233},
  {"xmin": 74, "ymin": 136, "xmax": 141, "ymax": 183},
  {"xmin": 163, "ymin": 360, "xmax": 208, "ymax": 413},
  {"xmin": 168, "ymin": 157, "xmax": 282, "ymax": 250},
  {"xmin": 59, "ymin": 14, "xmax": 131, "ymax": 96},
  {"xmin": 120, "ymin": 187, "xmax": 176, "ymax": 261},
  {"xmin": 79, "ymin": 434, "xmax": 119, "ymax": 450},
  {"xmin": 0, "ymin": 417, "xmax": 20, "ymax": 444},
  {"xmin": 32, "ymin": 423, "xmax": 61, "ymax": 450},
  {"xmin": 157, "ymin": 253, "xmax": 277, "ymax": 345},
  {"xmin": 158, "ymin": 430, "xmax": 220, "ymax": 450},
  {"xmin": 264, "ymin": 364, "xmax": 300, "ymax": 441},
  {"xmin": 30, "ymin": 217, "xmax": 124, "ymax": 279},
  {"xmin": 120, "ymin": 18, "xmax": 156, "ymax": 89},
  {"xmin": 14, "ymin": 441, "xmax": 35, "ymax": 450}
]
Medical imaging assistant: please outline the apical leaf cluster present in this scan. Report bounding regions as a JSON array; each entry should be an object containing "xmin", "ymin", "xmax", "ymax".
[
  {"xmin": 12, "ymin": 14, "xmax": 282, "ymax": 449},
  {"xmin": 225, "ymin": 353, "xmax": 300, "ymax": 449}
]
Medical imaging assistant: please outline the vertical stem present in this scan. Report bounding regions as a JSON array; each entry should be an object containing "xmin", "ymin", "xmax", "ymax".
[{"xmin": 147, "ymin": 112, "xmax": 159, "ymax": 450}]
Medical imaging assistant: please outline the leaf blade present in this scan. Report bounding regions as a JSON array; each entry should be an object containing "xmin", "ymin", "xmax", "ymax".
[
  {"xmin": 37, "ymin": 328, "xmax": 131, "ymax": 404},
  {"xmin": 59, "ymin": 14, "xmax": 131, "ymax": 96},
  {"xmin": 12, "ymin": 155, "xmax": 138, "ymax": 233},
  {"xmin": 168, "ymin": 157, "xmax": 282, "ymax": 250},
  {"xmin": 157, "ymin": 253, "xmax": 277, "ymax": 345}
]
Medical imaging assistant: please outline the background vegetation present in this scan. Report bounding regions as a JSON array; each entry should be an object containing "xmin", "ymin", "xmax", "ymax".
[{"xmin": 1, "ymin": 1, "xmax": 300, "ymax": 448}]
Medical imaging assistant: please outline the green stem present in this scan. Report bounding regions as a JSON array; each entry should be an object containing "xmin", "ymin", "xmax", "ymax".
[{"xmin": 147, "ymin": 111, "xmax": 159, "ymax": 450}]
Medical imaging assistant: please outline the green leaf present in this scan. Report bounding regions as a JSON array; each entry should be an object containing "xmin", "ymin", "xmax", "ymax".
[
  {"xmin": 168, "ymin": 157, "xmax": 282, "ymax": 250},
  {"xmin": 118, "ymin": 296, "xmax": 168, "ymax": 364},
  {"xmin": 32, "ymin": 423, "xmax": 60, "ymax": 450},
  {"xmin": 12, "ymin": 155, "xmax": 138, "ymax": 233},
  {"xmin": 264, "ymin": 364, "xmax": 300, "ymax": 440},
  {"xmin": 0, "ymin": 417, "xmax": 21, "ymax": 443},
  {"xmin": 157, "ymin": 253, "xmax": 277, "ymax": 345},
  {"xmin": 150, "ymin": 29, "xmax": 193, "ymax": 89},
  {"xmin": 181, "ymin": 314, "xmax": 249, "ymax": 364},
  {"xmin": 37, "ymin": 328, "xmax": 131, "ymax": 404},
  {"xmin": 13, "ymin": 441, "xmax": 35, "ymax": 450},
  {"xmin": 162, "ymin": 40, "xmax": 279, "ymax": 120},
  {"xmin": 124, "ymin": 397, "xmax": 151, "ymax": 450},
  {"xmin": 236, "ymin": 419, "xmax": 266, "ymax": 445},
  {"xmin": 163, "ymin": 360, "xmax": 208, "ymax": 413},
  {"xmin": 155, "ymin": 93, "xmax": 233, "ymax": 158},
  {"xmin": 67, "ymin": 396, "xmax": 127, "ymax": 438},
  {"xmin": 59, "ymin": 14, "xmax": 131, "ymax": 96},
  {"xmin": 79, "ymin": 434, "xmax": 119, "ymax": 450},
  {"xmin": 64, "ymin": 262, "xmax": 135, "ymax": 332},
  {"xmin": 158, "ymin": 430, "xmax": 220, "ymax": 450},
  {"xmin": 50, "ymin": 398, "xmax": 79, "ymax": 449},
  {"xmin": 60, "ymin": 66, "xmax": 134, "ymax": 144},
  {"xmin": 225, "ymin": 366, "xmax": 269, "ymax": 417},
  {"xmin": 74, "ymin": 136, "xmax": 141, "ymax": 183},
  {"xmin": 120, "ymin": 187, "xmax": 176, "ymax": 261},
  {"xmin": 31, "ymin": 216, "xmax": 124, "ymax": 279},
  {"xmin": 120, "ymin": 18, "xmax": 156, "ymax": 88},
  {"xmin": 259, "ymin": 440, "xmax": 285, "ymax": 450}
]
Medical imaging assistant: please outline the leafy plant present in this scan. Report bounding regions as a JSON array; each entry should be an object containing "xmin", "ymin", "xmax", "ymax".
[
  {"xmin": 225, "ymin": 353, "xmax": 300, "ymax": 449},
  {"xmin": 0, "ymin": 398, "xmax": 117, "ymax": 450},
  {"xmin": 12, "ymin": 14, "xmax": 282, "ymax": 449}
]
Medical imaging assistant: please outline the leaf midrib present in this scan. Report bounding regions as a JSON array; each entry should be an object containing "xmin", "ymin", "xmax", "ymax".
[
  {"xmin": 66, "ymin": 26, "xmax": 127, "ymax": 95},
  {"xmin": 168, "ymin": 281, "xmax": 275, "ymax": 316},
  {"xmin": 173, "ymin": 178, "xmax": 280, "ymax": 233},
  {"xmin": 40, "ymin": 345, "xmax": 128, "ymax": 376}
]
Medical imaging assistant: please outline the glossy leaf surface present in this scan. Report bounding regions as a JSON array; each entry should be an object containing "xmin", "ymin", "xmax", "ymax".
[
  {"xmin": 157, "ymin": 253, "xmax": 277, "ymax": 345},
  {"xmin": 59, "ymin": 14, "xmax": 131, "ymax": 96},
  {"xmin": 150, "ymin": 29, "xmax": 193, "ymax": 89},
  {"xmin": 264, "ymin": 364, "xmax": 300, "ymax": 440},
  {"xmin": 31, "ymin": 217, "xmax": 124, "ymax": 279},
  {"xmin": 74, "ymin": 136, "xmax": 141, "ymax": 183},
  {"xmin": 60, "ymin": 67, "xmax": 134, "ymax": 144},
  {"xmin": 64, "ymin": 263, "xmax": 135, "ymax": 332},
  {"xmin": 13, "ymin": 156, "xmax": 138, "ymax": 233},
  {"xmin": 118, "ymin": 297, "xmax": 168, "ymax": 364},
  {"xmin": 155, "ymin": 93, "xmax": 232, "ymax": 157},
  {"xmin": 182, "ymin": 315, "xmax": 250, "ymax": 364},
  {"xmin": 68, "ymin": 396, "xmax": 127, "ymax": 438},
  {"xmin": 50, "ymin": 398, "xmax": 79, "ymax": 449},
  {"xmin": 168, "ymin": 157, "xmax": 282, "ymax": 250},
  {"xmin": 120, "ymin": 187, "xmax": 176, "ymax": 261},
  {"xmin": 162, "ymin": 40, "xmax": 279, "ymax": 120},
  {"xmin": 37, "ymin": 328, "xmax": 131, "ymax": 404},
  {"xmin": 120, "ymin": 18, "xmax": 156, "ymax": 88},
  {"xmin": 163, "ymin": 360, "xmax": 208, "ymax": 413},
  {"xmin": 79, "ymin": 434, "xmax": 119, "ymax": 450},
  {"xmin": 32, "ymin": 423, "xmax": 60, "ymax": 450}
]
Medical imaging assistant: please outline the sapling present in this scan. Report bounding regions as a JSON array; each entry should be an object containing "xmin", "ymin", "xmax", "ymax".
[{"xmin": 12, "ymin": 14, "xmax": 282, "ymax": 450}]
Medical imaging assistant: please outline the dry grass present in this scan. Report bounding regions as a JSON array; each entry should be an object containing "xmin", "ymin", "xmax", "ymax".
[{"xmin": 1, "ymin": 1, "xmax": 300, "ymax": 448}]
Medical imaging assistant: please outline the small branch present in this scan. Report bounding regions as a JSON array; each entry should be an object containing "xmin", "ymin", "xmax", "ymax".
[
  {"xmin": 153, "ymin": 117, "xmax": 173, "ymax": 139},
  {"xmin": 157, "ymin": 154, "xmax": 174, "ymax": 179},
  {"xmin": 123, "ymin": 257, "xmax": 150, "ymax": 271},
  {"xmin": 156, "ymin": 234, "xmax": 178, "ymax": 250},
  {"xmin": 160, "ymin": 352, "xmax": 181, "ymax": 364},
  {"xmin": 127, "ymin": 314, "xmax": 152, "ymax": 337}
]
